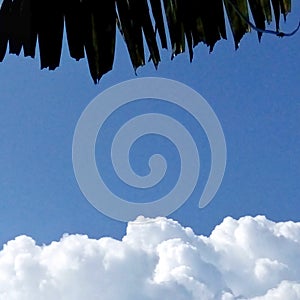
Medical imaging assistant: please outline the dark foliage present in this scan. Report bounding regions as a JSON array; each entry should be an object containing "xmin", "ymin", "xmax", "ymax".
[{"xmin": 0, "ymin": 0, "xmax": 292, "ymax": 83}]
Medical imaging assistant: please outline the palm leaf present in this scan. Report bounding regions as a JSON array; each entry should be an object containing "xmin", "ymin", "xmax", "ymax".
[{"xmin": 0, "ymin": 0, "xmax": 295, "ymax": 82}]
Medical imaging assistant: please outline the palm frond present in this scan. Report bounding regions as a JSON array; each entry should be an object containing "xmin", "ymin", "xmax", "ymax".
[{"xmin": 0, "ymin": 0, "xmax": 295, "ymax": 82}]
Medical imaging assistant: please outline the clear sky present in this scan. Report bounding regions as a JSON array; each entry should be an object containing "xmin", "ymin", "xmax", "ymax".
[{"xmin": 0, "ymin": 3, "xmax": 299, "ymax": 251}]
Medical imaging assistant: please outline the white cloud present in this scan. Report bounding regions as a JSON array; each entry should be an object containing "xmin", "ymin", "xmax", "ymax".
[{"xmin": 0, "ymin": 215, "xmax": 300, "ymax": 300}]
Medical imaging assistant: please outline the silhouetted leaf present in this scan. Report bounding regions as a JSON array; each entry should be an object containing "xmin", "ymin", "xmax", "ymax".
[
  {"xmin": 34, "ymin": 0, "xmax": 64, "ymax": 70},
  {"xmin": 0, "ymin": 0, "xmax": 295, "ymax": 82},
  {"xmin": 116, "ymin": 0, "xmax": 145, "ymax": 71},
  {"xmin": 0, "ymin": 0, "xmax": 12, "ymax": 61},
  {"xmin": 224, "ymin": 0, "xmax": 250, "ymax": 49},
  {"xmin": 64, "ymin": 0, "xmax": 85, "ymax": 61},
  {"xmin": 149, "ymin": 0, "xmax": 168, "ymax": 49},
  {"xmin": 83, "ymin": 0, "xmax": 116, "ymax": 83}
]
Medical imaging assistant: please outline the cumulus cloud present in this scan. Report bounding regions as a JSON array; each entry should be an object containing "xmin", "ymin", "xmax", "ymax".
[{"xmin": 0, "ymin": 215, "xmax": 300, "ymax": 300}]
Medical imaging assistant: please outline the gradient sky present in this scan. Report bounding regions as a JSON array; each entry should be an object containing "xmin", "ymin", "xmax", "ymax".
[{"xmin": 0, "ymin": 3, "xmax": 299, "ymax": 248}]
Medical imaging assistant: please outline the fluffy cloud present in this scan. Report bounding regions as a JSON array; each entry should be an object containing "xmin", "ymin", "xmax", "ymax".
[{"xmin": 0, "ymin": 215, "xmax": 300, "ymax": 300}]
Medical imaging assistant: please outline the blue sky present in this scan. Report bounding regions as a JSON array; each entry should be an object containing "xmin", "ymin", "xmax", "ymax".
[{"xmin": 0, "ymin": 3, "xmax": 299, "ymax": 250}]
